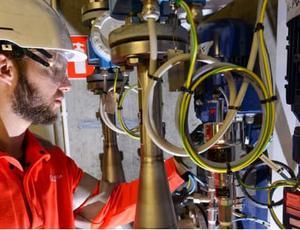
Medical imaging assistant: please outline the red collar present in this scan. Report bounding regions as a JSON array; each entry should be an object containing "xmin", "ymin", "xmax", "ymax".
[
  {"xmin": 0, "ymin": 130, "xmax": 51, "ymax": 171},
  {"xmin": 24, "ymin": 130, "xmax": 51, "ymax": 166}
]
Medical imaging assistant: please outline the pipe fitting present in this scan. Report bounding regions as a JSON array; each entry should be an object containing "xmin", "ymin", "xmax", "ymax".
[{"xmin": 142, "ymin": 0, "xmax": 160, "ymax": 21}]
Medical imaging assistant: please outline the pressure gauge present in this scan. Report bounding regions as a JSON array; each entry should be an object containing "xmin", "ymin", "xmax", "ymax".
[{"xmin": 90, "ymin": 11, "xmax": 124, "ymax": 62}]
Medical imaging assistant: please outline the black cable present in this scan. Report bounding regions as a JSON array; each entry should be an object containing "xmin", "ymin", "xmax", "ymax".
[
  {"xmin": 237, "ymin": 160, "xmax": 295, "ymax": 208},
  {"xmin": 195, "ymin": 203, "xmax": 208, "ymax": 227},
  {"xmin": 268, "ymin": 183, "xmax": 285, "ymax": 229}
]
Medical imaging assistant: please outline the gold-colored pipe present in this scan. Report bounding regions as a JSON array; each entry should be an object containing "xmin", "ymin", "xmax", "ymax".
[
  {"xmin": 134, "ymin": 62, "xmax": 177, "ymax": 228},
  {"xmin": 214, "ymin": 173, "xmax": 233, "ymax": 229},
  {"xmin": 99, "ymin": 99, "xmax": 125, "ymax": 192},
  {"xmin": 100, "ymin": 114, "xmax": 125, "ymax": 183},
  {"xmin": 218, "ymin": 197, "xmax": 233, "ymax": 229},
  {"xmin": 50, "ymin": 0, "xmax": 61, "ymax": 11}
]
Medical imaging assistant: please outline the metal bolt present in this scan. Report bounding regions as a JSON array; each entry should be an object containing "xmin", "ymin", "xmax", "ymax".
[{"xmin": 141, "ymin": 0, "xmax": 160, "ymax": 21}]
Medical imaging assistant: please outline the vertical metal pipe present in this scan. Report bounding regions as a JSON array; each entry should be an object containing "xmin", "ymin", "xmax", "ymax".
[
  {"xmin": 215, "ymin": 174, "xmax": 233, "ymax": 229},
  {"xmin": 50, "ymin": 0, "xmax": 61, "ymax": 11},
  {"xmin": 99, "ymin": 94, "xmax": 125, "ymax": 193},
  {"xmin": 134, "ymin": 62, "xmax": 177, "ymax": 228},
  {"xmin": 50, "ymin": 0, "xmax": 57, "ymax": 9},
  {"xmin": 207, "ymin": 174, "xmax": 217, "ymax": 229},
  {"xmin": 100, "ymin": 113, "xmax": 125, "ymax": 183},
  {"xmin": 218, "ymin": 197, "xmax": 233, "ymax": 229}
]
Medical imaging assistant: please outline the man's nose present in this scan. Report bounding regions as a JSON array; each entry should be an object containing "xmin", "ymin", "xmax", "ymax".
[{"xmin": 58, "ymin": 76, "xmax": 72, "ymax": 93}]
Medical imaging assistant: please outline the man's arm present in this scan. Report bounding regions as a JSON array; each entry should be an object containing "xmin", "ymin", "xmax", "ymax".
[
  {"xmin": 73, "ymin": 173, "xmax": 99, "ymax": 210},
  {"xmin": 73, "ymin": 158, "xmax": 185, "ymax": 229},
  {"xmin": 73, "ymin": 173, "xmax": 116, "ymax": 228}
]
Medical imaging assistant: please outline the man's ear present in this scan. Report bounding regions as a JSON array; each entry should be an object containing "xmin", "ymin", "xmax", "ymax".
[{"xmin": 0, "ymin": 54, "xmax": 13, "ymax": 86}]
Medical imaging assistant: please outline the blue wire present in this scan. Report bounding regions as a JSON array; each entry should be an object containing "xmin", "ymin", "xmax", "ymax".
[
  {"xmin": 232, "ymin": 218, "xmax": 270, "ymax": 228},
  {"xmin": 190, "ymin": 174, "xmax": 208, "ymax": 191},
  {"xmin": 188, "ymin": 175, "xmax": 196, "ymax": 194}
]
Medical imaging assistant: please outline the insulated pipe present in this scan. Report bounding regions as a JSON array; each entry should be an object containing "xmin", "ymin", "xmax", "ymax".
[{"xmin": 134, "ymin": 62, "xmax": 177, "ymax": 228}]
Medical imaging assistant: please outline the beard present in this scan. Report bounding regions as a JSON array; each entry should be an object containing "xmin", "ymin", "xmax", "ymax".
[{"xmin": 11, "ymin": 71, "xmax": 59, "ymax": 125}]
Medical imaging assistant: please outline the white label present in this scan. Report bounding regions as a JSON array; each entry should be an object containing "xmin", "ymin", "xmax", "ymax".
[{"xmin": 286, "ymin": 0, "xmax": 300, "ymax": 22}]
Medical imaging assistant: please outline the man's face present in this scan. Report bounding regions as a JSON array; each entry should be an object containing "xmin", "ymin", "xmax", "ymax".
[{"xmin": 10, "ymin": 51, "xmax": 71, "ymax": 125}]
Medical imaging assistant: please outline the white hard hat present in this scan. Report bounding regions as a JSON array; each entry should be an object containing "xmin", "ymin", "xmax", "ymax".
[{"xmin": 0, "ymin": 0, "xmax": 86, "ymax": 62}]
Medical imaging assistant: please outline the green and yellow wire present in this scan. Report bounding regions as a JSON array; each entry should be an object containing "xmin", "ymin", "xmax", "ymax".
[
  {"xmin": 116, "ymin": 84, "xmax": 140, "ymax": 140},
  {"xmin": 179, "ymin": 66, "xmax": 274, "ymax": 173}
]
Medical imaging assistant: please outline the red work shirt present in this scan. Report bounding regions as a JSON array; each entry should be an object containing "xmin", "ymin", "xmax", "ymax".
[
  {"xmin": 0, "ymin": 131, "xmax": 83, "ymax": 228},
  {"xmin": 0, "ymin": 130, "xmax": 184, "ymax": 228}
]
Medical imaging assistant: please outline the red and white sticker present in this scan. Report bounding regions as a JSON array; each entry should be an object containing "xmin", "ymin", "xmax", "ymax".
[{"xmin": 67, "ymin": 35, "xmax": 94, "ymax": 79}]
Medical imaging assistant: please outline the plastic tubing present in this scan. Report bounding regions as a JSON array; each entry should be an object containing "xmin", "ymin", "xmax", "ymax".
[
  {"xmin": 99, "ymin": 96, "xmax": 127, "ymax": 135},
  {"xmin": 99, "ymin": 87, "xmax": 139, "ymax": 136},
  {"xmin": 144, "ymin": 54, "xmax": 233, "ymax": 157},
  {"xmin": 232, "ymin": 218, "xmax": 270, "ymax": 228},
  {"xmin": 116, "ymin": 84, "xmax": 140, "ymax": 140},
  {"xmin": 177, "ymin": 0, "xmax": 198, "ymax": 88},
  {"xmin": 147, "ymin": 18, "xmax": 158, "ymax": 75},
  {"xmin": 175, "ymin": 0, "xmax": 259, "ymax": 159}
]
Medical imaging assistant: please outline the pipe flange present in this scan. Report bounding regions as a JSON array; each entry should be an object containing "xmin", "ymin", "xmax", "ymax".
[
  {"xmin": 141, "ymin": 0, "xmax": 160, "ymax": 21},
  {"xmin": 81, "ymin": 0, "xmax": 109, "ymax": 27},
  {"xmin": 110, "ymin": 40, "xmax": 188, "ymax": 66},
  {"xmin": 109, "ymin": 22, "xmax": 188, "ymax": 48},
  {"xmin": 108, "ymin": 22, "xmax": 189, "ymax": 65}
]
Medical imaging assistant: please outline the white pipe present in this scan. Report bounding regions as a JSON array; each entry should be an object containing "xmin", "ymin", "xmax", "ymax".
[
  {"xmin": 143, "ymin": 54, "xmax": 238, "ymax": 157},
  {"xmin": 50, "ymin": 0, "xmax": 68, "ymax": 153},
  {"xmin": 147, "ymin": 18, "xmax": 158, "ymax": 75},
  {"xmin": 99, "ymin": 89, "xmax": 139, "ymax": 135},
  {"xmin": 99, "ymin": 95, "xmax": 127, "ymax": 135},
  {"xmin": 61, "ymin": 98, "xmax": 71, "ymax": 156}
]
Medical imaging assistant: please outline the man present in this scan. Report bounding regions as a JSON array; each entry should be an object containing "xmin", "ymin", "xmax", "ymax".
[{"xmin": 0, "ymin": 0, "xmax": 184, "ymax": 228}]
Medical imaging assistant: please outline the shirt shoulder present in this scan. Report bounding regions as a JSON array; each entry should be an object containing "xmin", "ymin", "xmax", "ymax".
[{"xmin": 33, "ymin": 134, "xmax": 84, "ymax": 191}]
